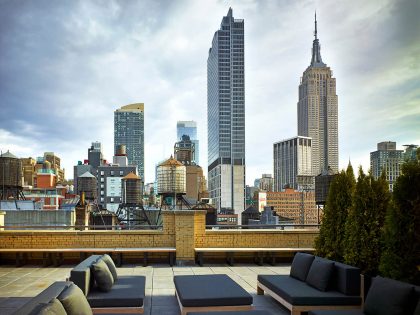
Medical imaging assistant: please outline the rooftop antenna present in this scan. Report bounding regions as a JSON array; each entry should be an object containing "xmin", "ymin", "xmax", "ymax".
[{"xmin": 314, "ymin": 11, "xmax": 318, "ymax": 40}]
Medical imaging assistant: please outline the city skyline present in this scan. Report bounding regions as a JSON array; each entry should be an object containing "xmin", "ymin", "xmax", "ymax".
[{"xmin": 0, "ymin": 0, "xmax": 419, "ymax": 185}]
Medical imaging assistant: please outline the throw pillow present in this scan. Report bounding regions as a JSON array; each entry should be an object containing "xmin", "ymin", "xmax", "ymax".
[
  {"xmin": 290, "ymin": 252, "xmax": 315, "ymax": 281},
  {"xmin": 364, "ymin": 276, "xmax": 414, "ymax": 315},
  {"xmin": 37, "ymin": 298, "xmax": 67, "ymax": 315},
  {"xmin": 305, "ymin": 257, "xmax": 334, "ymax": 291},
  {"xmin": 91, "ymin": 258, "xmax": 114, "ymax": 292},
  {"xmin": 101, "ymin": 254, "xmax": 118, "ymax": 282},
  {"xmin": 57, "ymin": 283, "xmax": 93, "ymax": 315}
]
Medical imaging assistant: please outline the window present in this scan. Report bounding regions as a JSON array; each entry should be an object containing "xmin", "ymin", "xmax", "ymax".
[
  {"xmin": 100, "ymin": 171, "xmax": 104, "ymax": 176},
  {"xmin": 120, "ymin": 171, "xmax": 123, "ymax": 176},
  {"xmin": 110, "ymin": 197, "xmax": 114, "ymax": 202},
  {"xmin": 100, "ymin": 178, "xmax": 104, "ymax": 182},
  {"xmin": 110, "ymin": 171, "xmax": 114, "ymax": 176}
]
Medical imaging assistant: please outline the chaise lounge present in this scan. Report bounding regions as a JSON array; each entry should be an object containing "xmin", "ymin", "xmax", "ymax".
[
  {"xmin": 69, "ymin": 254, "xmax": 145, "ymax": 314},
  {"xmin": 257, "ymin": 252, "xmax": 362, "ymax": 315}
]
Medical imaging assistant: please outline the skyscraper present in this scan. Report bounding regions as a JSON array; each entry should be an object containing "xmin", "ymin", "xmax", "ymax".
[
  {"xmin": 207, "ymin": 8, "xmax": 245, "ymax": 215},
  {"xmin": 297, "ymin": 14, "xmax": 338, "ymax": 176},
  {"xmin": 114, "ymin": 103, "xmax": 144, "ymax": 180},
  {"xmin": 177, "ymin": 121, "xmax": 199, "ymax": 165},
  {"xmin": 273, "ymin": 136, "xmax": 313, "ymax": 191},
  {"xmin": 370, "ymin": 141, "xmax": 404, "ymax": 191}
]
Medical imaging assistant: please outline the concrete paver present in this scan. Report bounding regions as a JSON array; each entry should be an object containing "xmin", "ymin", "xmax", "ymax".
[{"xmin": 0, "ymin": 263, "xmax": 291, "ymax": 314}]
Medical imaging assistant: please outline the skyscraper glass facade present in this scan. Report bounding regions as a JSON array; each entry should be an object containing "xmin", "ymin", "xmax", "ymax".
[
  {"xmin": 207, "ymin": 8, "xmax": 245, "ymax": 214},
  {"xmin": 177, "ymin": 121, "xmax": 199, "ymax": 165},
  {"xmin": 114, "ymin": 103, "xmax": 144, "ymax": 180}
]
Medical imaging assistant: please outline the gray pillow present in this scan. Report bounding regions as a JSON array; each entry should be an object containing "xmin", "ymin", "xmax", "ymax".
[
  {"xmin": 290, "ymin": 252, "xmax": 315, "ymax": 281},
  {"xmin": 57, "ymin": 283, "xmax": 93, "ymax": 315},
  {"xmin": 91, "ymin": 258, "xmax": 114, "ymax": 292},
  {"xmin": 101, "ymin": 254, "xmax": 118, "ymax": 281},
  {"xmin": 305, "ymin": 257, "xmax": 334, "ymax": 291},
  {"xmin": 37, "ymin": 298, "xmax": 67, "ymax": 315},
  {"xmin": 364, "ymin": 276, "xmax": 414, "ymax": 315}
]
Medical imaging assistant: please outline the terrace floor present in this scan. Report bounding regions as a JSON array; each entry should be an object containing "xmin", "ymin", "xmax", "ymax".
[{"xmin": 0, "ymin": 263, "xmax": 291, "ymax": 315}]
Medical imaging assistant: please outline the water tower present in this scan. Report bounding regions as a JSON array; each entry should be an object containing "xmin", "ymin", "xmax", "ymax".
[
  {"xmin": 116, "ymin": 172, "xmax": 153, "ymax": 227},
  {"xmin": 77, "ymin": 171, "xmax": 97, "ymax": 202},
  {"xmin": 157, "ymin": 156, "xmax": 190, "ymax": 209},
  {"xmin": 0, "ymin": 150, "xmax": 25, "ymax": 200}
]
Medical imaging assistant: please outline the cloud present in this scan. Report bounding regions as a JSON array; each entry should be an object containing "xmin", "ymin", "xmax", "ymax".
[{"xmin": 0, "ymin": 0, "xmax": 419, "ymax": 186}]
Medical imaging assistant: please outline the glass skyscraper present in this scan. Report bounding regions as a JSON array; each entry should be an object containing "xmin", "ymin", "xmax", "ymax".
[
  {"xmin": 207, "ymin": 8, "xmax": 245, "ymax": 215},
  {"xmin": 177, "ymin": 120, "xmax": 199, "ymax": 165},
  {"xmin": 114, "ymin": 103, "xmax": 144, "ymax": 180}
]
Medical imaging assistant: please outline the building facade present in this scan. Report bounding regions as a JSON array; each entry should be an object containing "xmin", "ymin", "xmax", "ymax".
[
  {"xmin": 266, "ymin": 189, "xmax": 318, "ymax": 225},
  {"xmin": 273, "ymin": 136, "xmax": 313, "ymax": 191},
  {"xmin": 114, "ymin": 103, "xmax": 144, "ymax": 180},
  {"xmin": 177, "ymin": 121, "xmax": 199, "ymax": 165},
  {"xmin": 297, "ymin": 14, "xmax": 338, "ymax": 176},
  {"xmin": 207, "ymin": 8, "xmax": 245, "ymax": 216},
  {"xmin": 258, "ymin": 174, "xmax": 274, "ymax": 192},
  {"xmin": 370, "ymin": 141, "xmax": 404, "ymax": 191}
]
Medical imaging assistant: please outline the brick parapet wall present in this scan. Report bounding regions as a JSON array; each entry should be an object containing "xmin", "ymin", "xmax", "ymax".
[{"xmin": 0, "ymin": 210, "xmax": 318, "ymax": 264}]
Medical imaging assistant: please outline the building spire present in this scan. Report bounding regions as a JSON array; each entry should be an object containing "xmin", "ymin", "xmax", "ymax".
[{"xmin": 310, "ymin": 11, "xmax": 325, "ymax": 67}]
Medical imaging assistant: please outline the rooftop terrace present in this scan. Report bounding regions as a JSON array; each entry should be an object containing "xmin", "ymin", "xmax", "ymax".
[{"xmin": 0, "ymin": 263, "xmax": 291, "ymax": 315}]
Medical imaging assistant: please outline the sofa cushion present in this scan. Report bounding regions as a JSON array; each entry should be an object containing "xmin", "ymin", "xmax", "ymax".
[
  {"xmin": 37, "ymin": 298, "xmax": 67, "ymax": 315},
  {"xmin": 290, "ymin": 252, "xmax": 315, "ymax": 281},
  {"xmin": 306, "ymin": 257, "xmax": 334, "ymax": 291},
  {"xmin": 101, "ymin": 254, "xmax": 118, "ymax": 282},
  {"xmin": 11, "ymin": 282, "xmax": 72, "ymax": 315},
  {"xmin": 258, "ymin": 275, "xmax": 361, "ymax": 306},
  {"xmin": 87, "ymin": 275, "xmax": 145, "ymax": 308},
  {"xmin": 308, "ymin": 311, "xmax": 363, "ymax": 315},
  {"xmin": 91, "ymin": 259, "xmax": 114, "ymax": 292},
  {"xmin": 70, "ymin": 255, "xmax": 102, "ymax": 296},
  {"xmin": 57, "ymin": 283, "xmax": 93, "ymax": 315},
  {"xmin": 187, "ymin": 311, "xmax": 273, "ymax": 315},
  {"xmin": 364, "ymin": 276, "xmax": 414, "ymax": 315},
  {"xmin": 174, "ymin": 274, "xmax": 253, "ymax": 307},
  {"xmin": 331, "ymin": 261, "xmax": 360, "ymax": 296}
]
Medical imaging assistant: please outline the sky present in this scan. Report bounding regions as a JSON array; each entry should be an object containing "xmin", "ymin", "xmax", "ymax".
[{"xmin": 0, "ymin": 0, "xmax": 419, "ymax": 185}]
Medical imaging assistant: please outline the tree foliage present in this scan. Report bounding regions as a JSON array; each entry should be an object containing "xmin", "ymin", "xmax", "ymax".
[
  {"xmin": 380, "ymin": 148, "xmax": 420, "ymax": 284},
  {"xmin": 315, "ymin": 164, "xmax": 355, "ymax": 262},
  {"xmin": 344, "ymin": 167, "xmax": 390, "ymax": 275}
]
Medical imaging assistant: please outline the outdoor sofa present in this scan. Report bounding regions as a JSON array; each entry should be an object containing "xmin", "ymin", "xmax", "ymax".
[
  {"xmin": 257, "ymin": 252, "xmax": 362, "ymax": 315},
  {"xmin": 69, "ymin": 254, "xmax": 145, "ymax": 314},
  {"xmin": 308, "ymin": 276, "xmax": 420, "ymax": 315},
  {"xmin": 12, "ymin": 281, "xmax": 93, "ymax": 315}
]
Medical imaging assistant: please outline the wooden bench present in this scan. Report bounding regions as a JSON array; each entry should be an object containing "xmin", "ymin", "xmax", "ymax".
[
  {"xmin": 0, "ymin": 247, "xmax": 176, "ymax": 267},
  {"xmin": 114, "ymin": 247, "xmax": 176, "ymax": 267},
  {"xmin": 195, "ymin": 247, "xmax": 315, "ymax": 266}
]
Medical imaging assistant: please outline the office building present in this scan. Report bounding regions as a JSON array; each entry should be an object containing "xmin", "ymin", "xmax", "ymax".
[
  {"xmin": 88, "ymin": 141, "xmax": 103, "ymax": 169},
  {"xmin": 177, "ymin": 121, "xmax": 199, "ymax": 165},
  {"xmin": 266, "ymin": 189, "xmax": 318, "ymax": 224},
  {"xmin": 114, "ymin": 103, "xmax": 144, "ymax": 180},
  {"xmin": 273, "ymin": 136, "xmax": 313, "ymax": 191},
  {"xmin": 174, "ymin": 135, "xmax": 196, "ymax": 166},
  {"xmin": 258, "ymin": 174, "xmax": 274, "ymax": 192},
  {"xmin": 370, "ymin": 141, "xmax": 404, "ymax": 191},
  {"xmin": 207, "ymin": 8, "xmax": 245, "ymax": 217},
  {"xmin": 43, "ymin": 152, "xmax": 65, "ymax": 183},
  {"xmin": 297, "ymin": 14, "xmax": 338, "ymax": 176}
]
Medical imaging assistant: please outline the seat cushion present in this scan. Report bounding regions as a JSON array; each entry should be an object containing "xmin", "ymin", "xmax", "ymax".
[
  {"xmin": 364, "ymin": 276, "xmax": 414, "ymax": 315},
  {"xmin": 308, "ymin": 311, "xmax": 363, "ymax": 315},
  {"xmin": 57, "ymin": 283, "xmax": 93, "ymax": 315},
  {"xmin": 37, "ymin": 298, "xmax": 67, "ymax": 315},
  {"xmin": 306, "ymin": 257, "xmax": 334, "ymax": 291},
  {"xmin": 258, "ymin": 275, "xmax": 361, "ymax": 306},
  {"xmin": 101, "ymin": 254, "xmax": 118, "ymax": 282},
  {"xmin": 87, "ymin": 275, "xmax": 145, "ymax": 308},
  {"xmin": 290, "ymin": 252, "xmax": 315, "ymax": 281},
  {"xmin": 91, "ymin": 259, "xmax": 114, "ymax": 292},
  {"xmin": 174, "ymin": 274, "xmax": 253, "ymax": 307},
  {"xmin": 188, "ymin": 311, "xmax": 273, "ymax": 315}
]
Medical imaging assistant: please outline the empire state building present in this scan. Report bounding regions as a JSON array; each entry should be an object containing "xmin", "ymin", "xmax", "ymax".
[{"xmin": 297, "ymin": 14, "xmax": 338, "ymax": 176}]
